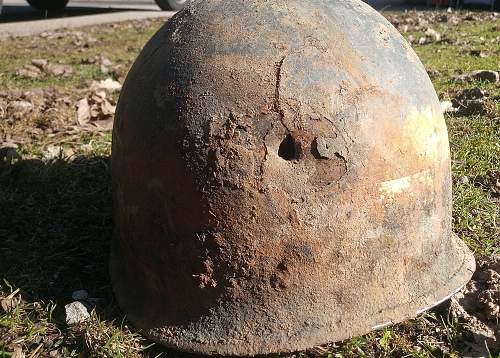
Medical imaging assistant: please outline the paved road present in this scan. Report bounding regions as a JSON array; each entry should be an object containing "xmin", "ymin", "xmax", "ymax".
[
  {"xmin": 0, "ymin": 0, "xmax": 173, "ymax": 38},
  {"xmin": 1, "ymin": 0, "xmax": 417, "ymax": 22},
  {"xmin": 0, "ymin": 0, "xmax": 422, "ymax": 38},
  {"xmin": 4, "ymin": 0, "xmax": 159, "ymax": 11},
  {"xmin": 1, "ymin": 0, "xmax": 161, "ymax": 23}
]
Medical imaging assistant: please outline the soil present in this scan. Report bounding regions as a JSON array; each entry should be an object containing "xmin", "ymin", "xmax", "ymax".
[{"xmin": 451, "ymin": 256, "xmax": 500, "ymax": 356}]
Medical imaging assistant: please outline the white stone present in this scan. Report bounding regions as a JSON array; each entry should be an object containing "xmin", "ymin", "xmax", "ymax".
[{"xmin": 65, "ymin": 301, "xmax": 90, "ymax": 325}]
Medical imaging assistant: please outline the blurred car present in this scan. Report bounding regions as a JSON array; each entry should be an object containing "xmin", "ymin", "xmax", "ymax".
[{"xmin": 24, "ymin": 0, "xmax": 189, "ymax": 11}]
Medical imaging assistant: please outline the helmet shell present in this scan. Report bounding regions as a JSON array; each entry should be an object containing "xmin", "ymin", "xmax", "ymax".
[{"xmin": 111, "ymin": 0, "xmax": 475, "ymax": 355}]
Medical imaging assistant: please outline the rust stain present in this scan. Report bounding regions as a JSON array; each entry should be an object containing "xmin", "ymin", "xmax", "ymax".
[{"xmin": 110, "ymin": 0, "xmax": 475, "ymax": 356}]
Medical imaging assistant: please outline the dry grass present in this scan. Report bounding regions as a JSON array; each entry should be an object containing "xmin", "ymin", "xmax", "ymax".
[{"xmin": 0, "ymin": 10, "xmax": 499, "ymax": 358}]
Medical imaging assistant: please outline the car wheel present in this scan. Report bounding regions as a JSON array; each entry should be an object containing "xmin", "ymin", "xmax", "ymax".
[
  {"xmin": 27, "ymin": 0, "xmax": 69, "ymax": 11},
  {"xmin": 155, "ymin": 0, "xmax": 189, "ymax": 11}
]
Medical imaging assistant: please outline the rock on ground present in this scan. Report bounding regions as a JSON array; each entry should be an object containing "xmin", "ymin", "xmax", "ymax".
[
  {"xmin": 7, "ymin": 101, "xmax": 33, "ymax": 119},
  {"xmin": 451, "ymin": 256, "xmax": 500, "ymax": 356},
  {"xmin": 71, "ymin": 289, "xmax": 89, "ymax": 301},
  {"xmin": 65, "ymin": 301, "xmax": 90, "ymax": 325},
  {"xmin": 455, "ymin": 70, "xmax": 500, "ymax": 84},
  {"xmin": 450, "ymin": 87, "xmax": 491, "ymax": 115}
]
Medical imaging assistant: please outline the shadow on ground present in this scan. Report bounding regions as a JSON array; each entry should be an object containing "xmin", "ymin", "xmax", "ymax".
[
  {"xmin": 0, "ymin": 155, "xmax": 204, "ymax": 356},
  {"xmin": 0, "ymin": 156, "xmax": 114, "ymax": 305}
]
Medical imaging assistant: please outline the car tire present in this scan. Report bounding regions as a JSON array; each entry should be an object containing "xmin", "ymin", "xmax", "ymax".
[
  {"xmin": 26, "ymin": 0, "xmax": 69, "ymax": 11},
  {"xmin": 155, "ymin": 0, "xmax": 189, "ymax": 11}
]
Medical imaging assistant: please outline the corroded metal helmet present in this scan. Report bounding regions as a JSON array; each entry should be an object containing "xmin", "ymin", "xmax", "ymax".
[{"xmin": 110, "ymin": 0, "xmax": 475, "ymax": 355}]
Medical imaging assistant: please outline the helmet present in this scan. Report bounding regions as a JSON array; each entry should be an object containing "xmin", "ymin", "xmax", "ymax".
[{"xmin": 110, "ymin": 0, "xmax": 475, "ymax": 355}]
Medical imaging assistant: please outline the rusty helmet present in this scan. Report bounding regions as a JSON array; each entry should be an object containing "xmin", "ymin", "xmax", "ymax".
[{"xmin": 110, "ymin": 0, "xmax": 475, "ymax": 355}]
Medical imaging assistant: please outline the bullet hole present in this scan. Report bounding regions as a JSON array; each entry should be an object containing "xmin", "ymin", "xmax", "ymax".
[
  {"xmin": 278, "ymin": 134, "xmax": 297, "ymax": 160},
  {"xmin": 311, "ymin": 138, "xmax": 323, "ymax": 160}
]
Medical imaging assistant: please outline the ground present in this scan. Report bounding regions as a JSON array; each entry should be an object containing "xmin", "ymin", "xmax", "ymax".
[{"xmin": 0, "ymin": 10, "xmax": 499, "ymax": 358}]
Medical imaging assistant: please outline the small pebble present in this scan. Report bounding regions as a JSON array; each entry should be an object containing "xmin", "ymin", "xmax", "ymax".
[
  {"xmin": 71, "ymin": 289, "xmax": 89, "ymax": 301},
  {"xmin": 65, "ymin": 301, "xmax": 90, "ymax": 325}
]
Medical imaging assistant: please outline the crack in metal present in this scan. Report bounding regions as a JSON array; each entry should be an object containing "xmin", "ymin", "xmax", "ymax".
[
  {"xmin": 274, "ymin": 56, "xmax": 291, "ymax": 132},
  {"xmin": 257, "ymin": 55, "xmax": 289, "ymax": 188}
]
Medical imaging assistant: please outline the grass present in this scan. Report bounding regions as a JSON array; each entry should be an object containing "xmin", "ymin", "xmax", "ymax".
[
  {"xmin": 0, "ymin": 11, "xmax": 499, "ymax": 358},
  {"xmin": 398, "ymin": 15, "xmax": 500, "ymax": 256}
]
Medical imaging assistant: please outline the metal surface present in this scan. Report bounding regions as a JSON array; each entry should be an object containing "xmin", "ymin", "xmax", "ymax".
[{"xmin": 110, "ymin": 0, "xmax": 476, "ymax": 355}]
